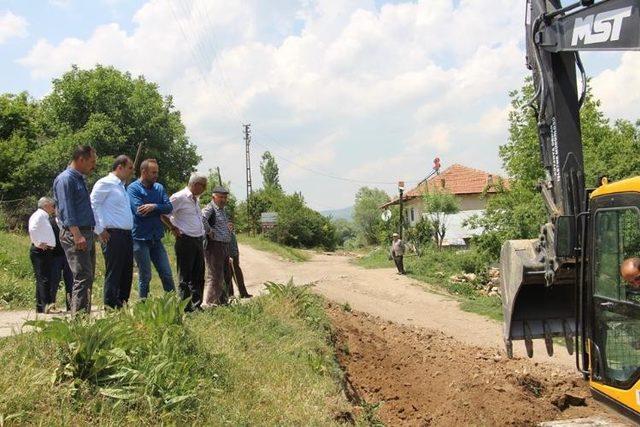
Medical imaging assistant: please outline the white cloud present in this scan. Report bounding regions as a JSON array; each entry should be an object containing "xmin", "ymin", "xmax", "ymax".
[
  {"xmin": 0, "ymin": 10, "xmax": 28, "ymax": 44},
  {"xmin": 591, "ymin": 52, "xmax": 640, "ymax": 121},
  {"xmin": 18, "ymin": 0, "xmax": 594, "ymax": 209}
]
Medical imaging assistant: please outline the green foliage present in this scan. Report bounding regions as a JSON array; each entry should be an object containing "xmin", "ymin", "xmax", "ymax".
[
  {"xmin": 332, "ymin": 218, "xmax": 358, "ymax": 247},
  {"xmin": 260, "ymin": 151, "xmax": 282, "ymax": 191},
  {"xmin": 422, "ymin": 190, "xmax": 460, "ymax": 248},
  {"xmin": 353, "ymin": 187, "xmax": 391, "ymax": 245},
  {"xmin": 405, "ymin": 217, "xmax": 434, "ymax": 247},
  {"xmin": 243, "ymin": 188, "xmax": 337, "ymax": 250},
  {"xmin": 0, "ymin": 231, "xmax": 35, "ymax": 308},
  {"xmin": 469, "ymin": 79, "xmax": 640, "ymax": 259},
  {"xmin": 0, "ymin": 65, "xmax": 201, "ymax": 210},
  {"xmin": 25, "ymin": 294, "xmax": 204, "ymax": 411},
  {"xmin": 0, "ymin": 283, "xmax": 351, "ymax": 425}
]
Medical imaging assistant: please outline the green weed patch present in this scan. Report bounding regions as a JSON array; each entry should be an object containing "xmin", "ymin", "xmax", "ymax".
[{"xmin": 0, "ymin": 283, "xmax": 351, "ymax": 425}]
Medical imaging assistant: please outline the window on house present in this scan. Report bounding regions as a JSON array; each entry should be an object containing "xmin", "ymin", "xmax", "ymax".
[{"xmin": 410, "ymin": 208, "xmax": 415, "ymax": 222}]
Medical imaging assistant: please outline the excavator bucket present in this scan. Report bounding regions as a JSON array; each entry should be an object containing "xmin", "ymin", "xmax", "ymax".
[{"xmin": 500, "ymin": 239, "xmax": 577, "ymax": 358}]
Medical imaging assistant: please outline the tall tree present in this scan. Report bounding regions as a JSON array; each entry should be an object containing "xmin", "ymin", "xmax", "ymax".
[
  {"xmin": 260, "ymin": 151, "xmax": 282, "ymax": 191},
  {"xmin": 0, "ymin": 65, "xmax": 201, "ymax": 203},
  {"xmin": 422, "ymin": 190, "xmax": 460, "ymax": 248},
  {"xmin": 468, "ymin": 79, "xmax": 640, "ymax": 257},
  {"xmin": 353, "ymin": 187, "xmax": 390, "ymax": 245}
]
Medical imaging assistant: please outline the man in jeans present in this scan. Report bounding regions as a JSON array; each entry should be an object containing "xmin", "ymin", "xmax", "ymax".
[
  {"xmin": 52, "ymin": 145, "xmax": 97, "ymax": 314},
  {"xmin": 127, "ymin": 158, "xmax": 175, "ymax": 299},
  {"xmin": 166, "ymin": 173, "xmax": 207, "ymax": 311},
  {"xmin": 91, "ymin": 155, "xmax": 135, "ymax": 308}
]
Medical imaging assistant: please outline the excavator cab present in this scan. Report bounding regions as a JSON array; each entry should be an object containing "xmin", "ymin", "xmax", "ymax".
[{"xmin": 587, "ymin": 180, "xmax": 640, "ymax": 416}]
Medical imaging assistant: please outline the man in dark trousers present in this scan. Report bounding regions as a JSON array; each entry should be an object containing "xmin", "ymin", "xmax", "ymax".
[
  {"xmin": 53, "ymin": 145, "xmax": 97, "ymax": 315},
  {"xmin": 224, "ymin": 222, "xmax": 252, "ymax": 299},
  {"xmin": 49, "ymin": 214, "xmax": 73, "ymax": 311},
  {"xmin": 90, "ymin": 155, "xmax": 135, "ymax": 309},
  {"xmin": 202, "ymin": 185, "xmax": 232, "ymax": 307},
  {"xmin": 28, "ymin": 197, "xmax": 57, "ymax": 313},
  {"xmin": 390, "ymin": 232, "xmax": 406, "ymax": 275},
  {"xmin": 166, "ymin": 173, "xmax": 208, "ymax": 311}
]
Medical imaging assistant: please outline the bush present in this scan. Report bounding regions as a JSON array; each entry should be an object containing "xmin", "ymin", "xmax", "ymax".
[
  {"xmin": 26, "ymin": 294, "xmax": 217, "ymax": 411},
  {"xmin": 405, "ymin": 217, "xmax": 433, "ymax": 246},
  {"xmin": 247, "ymin": 188, "xmax": 337, "ymax": 250}
]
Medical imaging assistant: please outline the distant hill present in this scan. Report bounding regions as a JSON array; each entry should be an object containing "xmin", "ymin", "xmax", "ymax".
[{"xmin": 321, "ymin": 206, "xmax": 354, "ymax": 221}]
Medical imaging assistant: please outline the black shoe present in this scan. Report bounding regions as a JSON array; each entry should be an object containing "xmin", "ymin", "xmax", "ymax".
[{"xmin": 240, "ymin": 294, "xmax": 253, "ymax": 299}]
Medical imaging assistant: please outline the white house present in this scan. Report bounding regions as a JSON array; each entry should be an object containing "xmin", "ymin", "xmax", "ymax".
[{"xmin": 381, "ymin": 164, "xmax": 506, "ymax": 246}]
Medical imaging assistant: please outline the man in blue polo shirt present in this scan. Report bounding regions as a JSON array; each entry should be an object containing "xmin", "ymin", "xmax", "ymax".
[
  {"xmin": 127, "ymin": 158, "xmax": 175, "ymax": 299},
  {"xmin": 52, "ymin": 145, "xmax": 97, "ymax": 314}
]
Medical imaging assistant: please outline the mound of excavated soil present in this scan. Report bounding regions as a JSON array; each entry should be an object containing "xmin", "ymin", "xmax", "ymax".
[{"xmin": 327, "ymin": 303, "xmax": 627, "ymax": 426}]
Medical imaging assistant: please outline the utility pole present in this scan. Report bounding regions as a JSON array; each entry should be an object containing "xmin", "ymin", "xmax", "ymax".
[
  {"xmin": 216, "ymin": 166, "xmax": 223, "ymax": 186},
  {"xmin": 398, "ymin": 181, "xmax": 405, "ymax": 240},
  {"xmin": 244, "ymin": 124, "xmax": 253, "ymax": 233}
]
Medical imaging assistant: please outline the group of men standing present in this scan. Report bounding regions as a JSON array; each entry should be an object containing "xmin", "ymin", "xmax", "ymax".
[{"xmin": 27, "ymin": 145, "xmax": 250, "ymax": 315}]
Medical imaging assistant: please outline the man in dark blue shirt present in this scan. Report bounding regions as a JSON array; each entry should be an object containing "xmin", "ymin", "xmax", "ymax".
[
  {"xmin": 52, "ymin": 145, "xmax": 97, "ymax": 314},
  {"xmin": 127, "ymin": 158, "xmax": 175, "ymax": 299}
]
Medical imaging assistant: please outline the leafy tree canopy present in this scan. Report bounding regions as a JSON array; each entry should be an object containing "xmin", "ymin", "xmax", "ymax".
[
  {"xmin": 260, "ymin": 151, "xmax": 282, "ymax": 191},
  {"xmin": 469, "ymin": 78, "xmax": 640, "ymax": 258},
  {"xmin": 0, "ymin": 65, "xmax": 201, "ymax": 203}
]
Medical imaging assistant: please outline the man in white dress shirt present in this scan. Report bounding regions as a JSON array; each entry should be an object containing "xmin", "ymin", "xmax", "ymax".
[
  {"xmin": 165, "ymin": 173, "xmax": 207, "ymax": 311},
  {"xmin": 90, "ymin": 155, "xmax": 134, "ymax": 308},
  {"xmin": 28, "ymin": 197, "xmax": 57, "ymax": 313}
]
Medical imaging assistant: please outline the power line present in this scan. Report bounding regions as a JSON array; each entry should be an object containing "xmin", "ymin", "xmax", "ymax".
[{"xmin": 167, "ymin": 2, "xmax": 430, "ymax": 188}]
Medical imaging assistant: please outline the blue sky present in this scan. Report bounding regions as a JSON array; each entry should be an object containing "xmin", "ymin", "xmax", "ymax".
[{"xmin": 1, "ymin": 0, "xmax": 638, "ymax": 210}]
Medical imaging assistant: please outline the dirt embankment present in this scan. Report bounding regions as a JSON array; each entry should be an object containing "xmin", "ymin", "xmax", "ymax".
[{"xmin": 327, "ymin": 303, "xmax": 627, "ymax": 426}]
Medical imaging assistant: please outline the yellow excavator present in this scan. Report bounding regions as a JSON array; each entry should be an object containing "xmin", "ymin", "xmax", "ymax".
[{"xmin": 500, "ymin": 0, "xmax": 640, "ymax": 420}]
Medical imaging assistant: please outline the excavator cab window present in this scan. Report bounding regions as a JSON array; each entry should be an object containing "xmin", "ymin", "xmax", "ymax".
[{"xmin": 592, "ymin": 207, "xmax": 640, "ymax": 387}]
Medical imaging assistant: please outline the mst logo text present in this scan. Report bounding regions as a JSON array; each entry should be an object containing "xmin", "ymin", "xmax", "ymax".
[{"xmin": 571, "ymin": 6, "xmax": 633, "ymax": 46}]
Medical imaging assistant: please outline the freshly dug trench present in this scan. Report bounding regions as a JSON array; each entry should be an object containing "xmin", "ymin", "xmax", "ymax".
[{"xmin": 327, "ymin": 303, "xmax": 628, "ymax": 426}]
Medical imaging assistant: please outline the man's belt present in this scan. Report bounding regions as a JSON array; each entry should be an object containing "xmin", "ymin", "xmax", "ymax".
[
  {"xmin": 106, "ymin": 228, "xmax": 132, "ymax": 233},
  {"xmin": 63, "ymin": 226, "xmax": 94, "ymax": 231}
]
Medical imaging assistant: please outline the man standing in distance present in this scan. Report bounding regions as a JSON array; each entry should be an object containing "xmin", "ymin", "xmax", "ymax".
[
  {"xmin": 127, "ymin": 158, "xmax": 175, "ymax": 299},
  {"xmin": 27, "ymin": 197, "xmax": 57, "ymax": 313},
  {"xmin": 166, "ymin": 173, "xmax": 207, "ymax": 311},
  {"xmin": 52, "ymin": 145, "xmax": 97, "ymax": 314},
  {"xmin": 390, "ymin": 232, "xmax": 406, "ymax": 275},
  {"xmin": 202, "ymin": 186, "xmax": 232, "ymax": 306},
  {"xmin": 91, "ymin": 155, "xmax": 135, "ymax": 309}
]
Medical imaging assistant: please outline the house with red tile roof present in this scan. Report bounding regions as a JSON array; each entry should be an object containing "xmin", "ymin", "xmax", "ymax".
[{"xmin": 381, "ymin": 164, "xmax": 506, "ymax": 245}]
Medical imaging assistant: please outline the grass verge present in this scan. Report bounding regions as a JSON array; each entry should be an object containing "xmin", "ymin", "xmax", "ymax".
[
  {"xmin": 237, "ymin": 234, "xmax": 310, "ymax": 262},
  {"xmin": 0, "ymin": 283, "xmax": 352, "ymax": 425},
  {"xmin": 355, "ymin": 246, "xmax": 502, "ymax": 321}
]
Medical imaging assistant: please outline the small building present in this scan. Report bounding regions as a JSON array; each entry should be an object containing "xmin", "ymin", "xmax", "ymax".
[{"xmin": 381, "ymin": 164, "xmax": 505, "ymax": 246}]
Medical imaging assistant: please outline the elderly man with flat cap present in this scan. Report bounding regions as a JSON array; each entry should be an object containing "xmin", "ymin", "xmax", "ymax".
[{"xmin": 201, "ymin": 185, "xmax": 233, "ymax": 306}]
